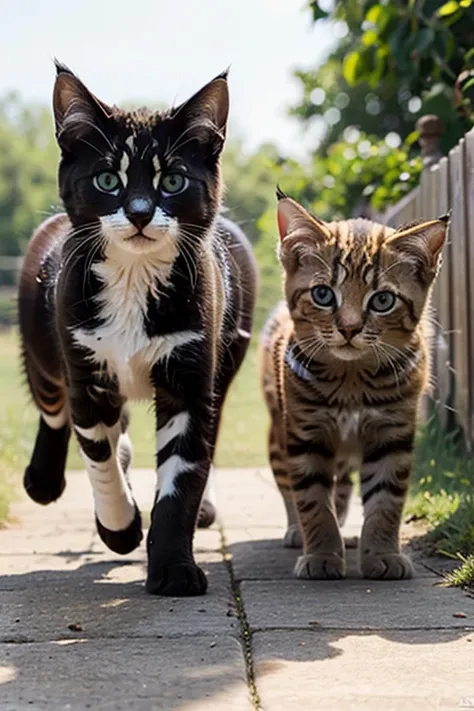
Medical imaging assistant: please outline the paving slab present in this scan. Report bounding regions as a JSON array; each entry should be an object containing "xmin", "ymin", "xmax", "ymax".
[
  {"xmin": 0, "ymin": 557, "xmax": 237, "ymax": 643},
  {"xmin": 253, "ymin": 630, "xmax": 474, "ymax": 711},
  {"xmin": 241, "ymin": 578, "xmax": 474, "ymax": 631},
  {"xmin": 0, "ymin": 637, "xmax": 252, "ymax": 711}
]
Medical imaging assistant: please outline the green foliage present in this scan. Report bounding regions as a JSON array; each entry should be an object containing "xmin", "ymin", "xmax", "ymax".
[
  {"xmin": 406, "ymin": 417, "xmax": 474, "ymax": 563},
  {"xmin": 443, "ymin": 553, "xmax": 474, "ymax": 589},
  {"xmin": 0, "ymin": 93, "xmax": 59, "ymax": 260},
  {"xmin": 272, "ymin": 130, "xmax": 422, "ymax": 220},
  {"xmin": 302, "ymin": 1, "xmax": 474, "ymax": 155}
]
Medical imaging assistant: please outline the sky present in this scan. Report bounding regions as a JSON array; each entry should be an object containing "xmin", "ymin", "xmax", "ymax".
[{"xmin": 0, "ymin": 0, "xmax": 334, "ymax": 156}]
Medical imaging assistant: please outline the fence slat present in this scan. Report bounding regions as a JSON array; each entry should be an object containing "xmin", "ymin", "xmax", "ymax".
[
  {"xmin": 448, "ymin": 141, "xmax": 470, "ymax": 436},
  {"xmin": 464, "ymin": 127, "xmax": 474, "ymax": 443}
]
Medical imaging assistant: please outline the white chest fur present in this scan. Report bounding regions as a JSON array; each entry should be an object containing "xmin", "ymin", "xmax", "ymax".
[{"xmin": 70, "ymin": 245, "xmax": 203, "ymax": 400}]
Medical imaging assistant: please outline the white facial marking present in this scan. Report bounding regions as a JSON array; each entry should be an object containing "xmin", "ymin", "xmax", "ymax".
[
  {"xmin": 118, "ymin": 151, "xmax": 130, "ymax": 188},
  {"xmin": 152, "ymin": 155, "xmax": 161, "ymax": 190},
  {"xmin": 125, "ymin": 135, "xmax": 135, "ymax": 151},
  {"xmin": 157, "ymin": 455, "xmax": 194, "ymax": 499},
  {"xmin": 41, "ymin": 409, "xmax": 68, "ymax": 430},
  {"xmin": 156, "ymin": 412, "xmax": 190, "ymax": 453},
  {"xmin": 99, "ymin": 207, "xmax": 179, "ymax": 253}
]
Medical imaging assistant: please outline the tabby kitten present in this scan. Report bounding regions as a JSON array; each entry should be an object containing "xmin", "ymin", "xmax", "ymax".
[
  {"xmin": 18, "ymin": 63, "xmax": 257, "ymax": 596},
  {"xmin": 261, "ymin": 193, "xmax": 448, "ymax": 580}
]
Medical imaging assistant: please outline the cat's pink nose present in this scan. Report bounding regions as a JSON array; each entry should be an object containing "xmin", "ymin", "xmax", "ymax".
[{"xmin": 338, "ymin": 326, "xmax": 362, "ymax": 341}]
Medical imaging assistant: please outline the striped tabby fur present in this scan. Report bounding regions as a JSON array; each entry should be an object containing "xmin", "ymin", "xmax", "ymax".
[{"xmin": 260, "ymin": 194, "xmax": 449, "ymax": 581}]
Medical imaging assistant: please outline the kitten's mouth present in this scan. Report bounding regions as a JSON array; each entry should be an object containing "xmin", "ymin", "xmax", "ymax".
[
  {"xmin": 124, "ymin": 232, "xmax": 155, "ymax": 242},
  {"xmin": 332, "ymin": 343, "xmax": 364, "ymax": 361}
]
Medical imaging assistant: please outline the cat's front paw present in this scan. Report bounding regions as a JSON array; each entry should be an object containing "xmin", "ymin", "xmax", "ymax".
[
  {"xmin": 24, "ymin": 465, "xmax": 66, "ymax": 505},
  {"xmin": 283, "ymin": 524, "xmax": 302, "ymax": 548},
  {"xmin": 95, "ymin": 505, "xmax": 143, "ymax": 555},
  {"xmin": 146, "ymin": 562, "xmax": 208, "ymax": 596},
  {"xmin": 361, "ymin": 552, "xmax": 414, "ymax": 580},
  {"xmin": 294, "ymin": 552, "xmax": 346, "ymax": 580}
]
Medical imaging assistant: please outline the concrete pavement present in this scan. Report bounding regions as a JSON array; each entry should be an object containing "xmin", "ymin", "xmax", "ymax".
[{"xmin": 0, "ymin": 467, "xmax": 473, "ymax": 710}]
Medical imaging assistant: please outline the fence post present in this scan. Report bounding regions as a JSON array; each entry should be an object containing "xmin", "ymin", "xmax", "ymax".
[{"xmin": 416, "ymin": 115, "xmax": 444, "ymax": 167}]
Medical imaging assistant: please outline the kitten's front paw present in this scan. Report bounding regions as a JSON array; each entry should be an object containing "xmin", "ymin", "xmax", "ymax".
[
  {"xmin": 146, "ymin": 562, "xmax": 208, "ymax": 596},
  {"xmin": 96, "ymin": 505, "xmax": 143, "ymax": 555},
  {"xmin": 294, "ymin": 552, "xmax": 346, "ymax": 580},
  {"xmin": 197, "ymin": 499, "xmax": 217, "ymax": 528},
  {"xmin": 283, "ymin": 524, "xmax": 303, "ymax": 548},
  {"xmin": 24, "ymin": 465, "xmax": 66, "ymax": 505},
  {"xmin": 361, "ymin": 552, "xmax": 414, "ymax": 580}
]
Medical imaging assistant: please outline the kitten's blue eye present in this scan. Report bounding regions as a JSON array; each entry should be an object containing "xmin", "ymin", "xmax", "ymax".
[
  {"xmin": 161, "ymin": 173, "xmax": 188, "ymax": 195},
  {"xmin": 368, "ymin": 291, "xmax": 396, "ymax": 313},
  {"xmin": 311, "ymin": 285, "xmax": 336, "ymax": 308},
  {"xmin": 93, "ymin": 172, "xmax": 121, "ymax": 195}
]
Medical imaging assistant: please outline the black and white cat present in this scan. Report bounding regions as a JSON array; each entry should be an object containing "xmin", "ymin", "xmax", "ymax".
[{"xmin": 18, "ymin": 63, "xmax": 257, "ymax": 596}]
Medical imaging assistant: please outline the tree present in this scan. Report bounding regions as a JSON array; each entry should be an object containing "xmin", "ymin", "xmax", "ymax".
[
  {"xmin": 293, "ymin": 0, "xmax": 474, "ymax": 155},
  {"xmin": 0, "ymin": 93, "xmax": 59, "ymax": 260}
]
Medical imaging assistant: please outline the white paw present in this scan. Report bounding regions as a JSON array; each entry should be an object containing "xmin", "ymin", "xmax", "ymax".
[
  {"xmin": 294, "ymin": 552, "xmax": 346, "ymax": 580},
  {"xmin": 283, "ymin": 524, "xmax": 302, "ymax": 548},
  {"xmin": 361, "ymin": 552, "xmax": 414, "ymax": 580}
]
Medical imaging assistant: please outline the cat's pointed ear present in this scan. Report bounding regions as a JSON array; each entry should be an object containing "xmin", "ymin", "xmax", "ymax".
[
  {"xmin": 53, "ymin": 60, "xmax": 113, "ymax": 151},
  {"xmin": 386, "ymin": 214, "xmax": 450, "ymax": 270},
  {"xmin": 277, "ymin": 193, "xmax": 331, "ymax": 243},
  {"xmin": 174, "ymin": 71, "xmax": 229, "ymax": 156}
]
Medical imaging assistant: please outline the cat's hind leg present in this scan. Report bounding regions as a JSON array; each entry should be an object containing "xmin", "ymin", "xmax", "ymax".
[
  {"xmin": 19, "ymin": 229, "xmax": 71, "ymax": 505},
  {"xmin": 22, "ymin": 369, "xmax": 70, "ymax": 505}
]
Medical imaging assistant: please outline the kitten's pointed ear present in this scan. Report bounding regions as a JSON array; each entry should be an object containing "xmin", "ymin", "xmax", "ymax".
[
  {"xmin": 53, "ymin": 61, "xmax": 113, "ymax": 151},
  {"xmin": 277, "ymin": 194, "xmax": 331, "ymax": 243},
  {"xmin": 386, "ymin": 214, "xmax": 450, "ymax": 270},
  {"xmin": 174, "ymin": 71, "xmax": 229, "ymax": 155}
]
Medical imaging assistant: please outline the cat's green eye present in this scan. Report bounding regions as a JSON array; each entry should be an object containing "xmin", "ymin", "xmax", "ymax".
[
  {"xmin": 311, "ymin": 285, "xmax": 336, "ymax": 308},
  {"xmin": 368, "ymin": 290, "xmax": 396, "ymax": 314},
  {"xmin": 161, "ymin": 173, "xmax": 188, "ymax": 195},
  {"xmin": 93, "ymin": 172, "xmax": 121, "ymax": 195}
]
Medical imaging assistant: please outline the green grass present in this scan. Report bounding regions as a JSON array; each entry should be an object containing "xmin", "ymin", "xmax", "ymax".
[
  {"xmin": 0, "ymin": 328, "xmax": 269, "ymax": 521},
  {"xmin": 406, "ymin": 416, "xmax": 474, "ymax": 588},
  {"xmin": 442, "ymin": 554, "xmax": 474, "ymax": 589}
]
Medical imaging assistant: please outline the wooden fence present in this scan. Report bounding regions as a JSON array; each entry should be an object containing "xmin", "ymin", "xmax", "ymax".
[{"xmin": 384, "ymin": 116, "xmax": 474, "ymax": 445}]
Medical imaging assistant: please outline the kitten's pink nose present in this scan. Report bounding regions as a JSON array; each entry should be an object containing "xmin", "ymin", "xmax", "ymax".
[{"xmin": 338, "ymin": 325, "xmax": 362, "ymax": 342}]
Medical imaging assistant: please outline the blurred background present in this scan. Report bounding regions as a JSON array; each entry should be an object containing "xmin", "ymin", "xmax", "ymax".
[{"xmin": 1, "ymin": 0, "xmax": 474, "ymax": 516}]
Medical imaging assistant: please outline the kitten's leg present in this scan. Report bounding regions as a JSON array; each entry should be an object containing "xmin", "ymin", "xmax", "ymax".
[
  {"xmin": 269, "ymin": 421, "xmax": 302, "ymax": 548},
  {"xmin": 68, "ymin": 380, "xmax": 142, "ymax": 555},
  {"xmin": 287, "ymin": 432, "xmax": 345, "ymax": 580},
  {"xmin": 335, "ymin": 464, "xmax": 354, "ymax": 526},
  {"xmin": 359, "ymin": 423, "xmax": 415, "ymax": 580}
]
